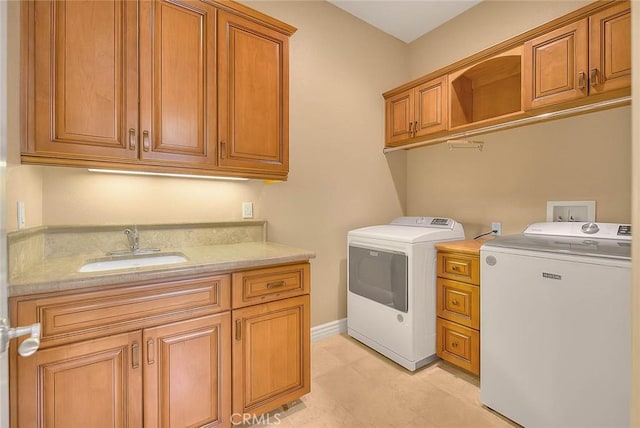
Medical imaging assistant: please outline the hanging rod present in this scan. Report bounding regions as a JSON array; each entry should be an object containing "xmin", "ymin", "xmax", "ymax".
[
  {"xmin": 447, "ymin": 140, "xmax": 484, "ymax": 151},
  {"xmin": 383, "ymin": 96, "xmax": 631, "ymax": 154}
]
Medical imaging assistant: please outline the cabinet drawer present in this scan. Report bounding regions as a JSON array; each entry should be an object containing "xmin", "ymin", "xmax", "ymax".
[
  {"xmin": 437, "ymin": 252, "xmax": 479, "ymax": 284},
  {"xmin": 13, "ymin": 275, "xmax": 230, "ymax": 348},
  {"xmin": 232, "ymin": 263, "xmax": 310, "ymax": 308},
  {"xmin": 436, "ymin": 318, "xmax": 479, "ymax": 375},
  {"xmin": 436, "ymin": 278, "xmax": 479, "ymax": 329}
]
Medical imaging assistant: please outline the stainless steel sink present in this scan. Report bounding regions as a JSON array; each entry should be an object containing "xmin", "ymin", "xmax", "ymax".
[{"xmin": 78, "ymin": 252, "xmax": 188, "ymax": 273}]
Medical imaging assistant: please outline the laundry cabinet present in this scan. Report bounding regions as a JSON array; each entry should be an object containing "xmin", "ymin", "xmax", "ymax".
[
  {"xmin": 10, "ymin": 275, "xmax": 232, "ymax": 428},
  {"xmin": 523, "ymin": 0, "xmax": 630, "ymax": 110},
  {"xmin": 231, "ymin": 263, "xmax": 311, "ymax": 417},
  {"xmin": 21, "ymin": 0, "xmax": 295, "ymax": 180},
  {"xmin": 435, "ymin": 240, "xmax": 482, "ymax": 376}
]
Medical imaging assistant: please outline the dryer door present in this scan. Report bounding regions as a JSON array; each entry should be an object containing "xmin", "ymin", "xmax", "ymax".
[{"xmin": 348, "ymin": 245, "xmax": 408, "ymax": 312}]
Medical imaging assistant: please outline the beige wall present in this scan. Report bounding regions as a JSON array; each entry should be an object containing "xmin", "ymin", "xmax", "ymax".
[
  {"xmin": 5, "ymin": 1, "xmax": 408, "ymax": 327},
  {"xmin": 631, "ymin": 0, "xmax": 639, "ymax": 424},
  {"xmin": 406, "ymin": 1, "xmax": 631, "ymax": 238}
]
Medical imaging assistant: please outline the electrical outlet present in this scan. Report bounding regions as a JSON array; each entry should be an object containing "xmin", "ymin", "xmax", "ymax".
[
  {"xmin": 491, "ymin": 222, "xmax": 502, "ymax": 235},
  {"xmin": 242, "ymin": 202, "xmax": 253, "ymax": 219}
]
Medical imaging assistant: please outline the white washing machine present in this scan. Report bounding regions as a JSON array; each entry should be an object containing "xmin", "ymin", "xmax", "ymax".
[
  {"xmin": 347, "ymin": 217, "xmax": 464, "ymax": 371},
  {"xmin": 481, "ymin": 222, "xmax": 631, "ymax": 428}
]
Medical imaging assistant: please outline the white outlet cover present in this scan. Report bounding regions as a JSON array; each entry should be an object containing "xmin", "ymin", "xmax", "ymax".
[
  {"xmin": 546, "ymin": 200, "xmax": 595, "ymax": 222},
  {"xmin": 242, "ymin": 202, "xmax": 253, "ymax": 219}
]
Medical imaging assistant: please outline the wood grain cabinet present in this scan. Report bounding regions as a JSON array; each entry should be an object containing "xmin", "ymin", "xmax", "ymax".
[
  {"xmin": 21, "ymin": 0, "xmax": 295, "ymax": 180},
  {"xmin": 10, "ymin": 275, "xmax": 232, "ymax": 428},
  {"xmin": 523, "ymin": 0, "xmax": 630, "ymax": 111},
  {"xmin": 384, "ymin": 76, "xmax": 448, "ymax": 147},
  {"xmin": 435, "ymin": 242, "xmax": 481, "ymax": 376},
  {"xmin": 231, "ymin": 263, "xmax": 311, "ymax": 416},
  {"xmin": 217, "ymin": 11, "xmax": 290, "ymax": 175}
]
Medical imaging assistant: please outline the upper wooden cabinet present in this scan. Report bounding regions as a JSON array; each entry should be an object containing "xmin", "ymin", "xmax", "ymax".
[
  {"xmin": 24, "ymin": 0, "xmax": 139, "ymax": 161},
  {"xmin": 383, "ymin": 0, "xmax": 631, "ymax": 150},
  {"xmin": 21, "ymin": 0, "xmax": 296, "ymax": 180},
  {"xmin": 450, "ymin": 46, "xmax": 522, "ymax": 129},
  {"xmin": 588, "ymin": 1, "xmax": 631, "ymax": 94},
  {"xmin": 523, "ymin": 1, "xmax": 630, "ymax": 110},
  {"xmin": 138, "ymin": 0, "xmax": 218, "ymax": 168},
  {"xmin": 217, "ymin": 11, "xmax": 290, "ymax": 175},
  {"xmin": 385, "ymin": 76, "xmax": 448, "ymax": 147}
]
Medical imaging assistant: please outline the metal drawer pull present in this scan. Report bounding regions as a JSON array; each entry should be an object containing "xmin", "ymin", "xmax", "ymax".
[
  {"xmin": 235, "ymin": 319, "xmax": 242, "ymax": 341},
  {"xmin": 590, "ymin": 68, "xmax": 598, "ymax": 87},
  {"xmin": 128, "ymin": 128, "xmax": 136, "ymax": 150},
  {"xmin": 142, "ymin": 130, "xmax": 150, "ymax": 152},
  {"xmin": 132, "ymin": 342, "xmax": 140, "ymax": 369},
  {"xmin": 578, "ymin": 71, "xmax": 586, "ymax": 89},
  {"xmin": 267, "ymin": 281, "xmax": 286, "ymax": 289},
  {"xmin": 408, "ymin": 122, "xmax": 414, "ymax": 136},
  {"xmin": 452, "ymin": 299, "xmax": 459, "ymax": 306},
  {"xmin": 147, "ymin": 339, "xmax": 155, "ymax": 365},
  {"xmin": 451, "ymin": 342, "xmax": 458, "ymax": 348}
]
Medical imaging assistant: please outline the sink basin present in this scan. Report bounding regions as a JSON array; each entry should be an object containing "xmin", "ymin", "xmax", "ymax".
[{"xmin": 78, "ymin": 252, "xmax": 188, "ymax": 273}]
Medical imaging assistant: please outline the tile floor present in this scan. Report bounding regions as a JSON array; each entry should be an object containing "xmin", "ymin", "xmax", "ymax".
[{"xmin": 240, "ymin": 334, "xmax": 519, "ymax": 427}]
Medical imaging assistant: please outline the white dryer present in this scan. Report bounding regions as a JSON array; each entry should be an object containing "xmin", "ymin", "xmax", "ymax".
[{"xmin": 347, "ymin": 217, "xmax": 464, "ymax": 371}]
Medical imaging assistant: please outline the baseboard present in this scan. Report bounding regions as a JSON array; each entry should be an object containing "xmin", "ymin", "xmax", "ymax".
[{"xmin": 311, "ymin": 318, "xmax": 347, "ymax": 342}]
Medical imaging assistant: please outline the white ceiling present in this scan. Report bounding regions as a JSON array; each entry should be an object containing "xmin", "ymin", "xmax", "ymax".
[{"xmin": 328, "ymin": 0, "xmax": 482, "ymax": 43}]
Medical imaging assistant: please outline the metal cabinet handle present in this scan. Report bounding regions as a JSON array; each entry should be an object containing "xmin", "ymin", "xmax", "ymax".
[
  {"xmin": 408, "ymin": 122, "xmax": 414, "ymax": 137},
  {"xmin": 142, "ymin": 131, "xmax": 150, "ymax": 152},
  {"xmin": 235, "ymin": 319, "xmax": 242, "ymax": 341},
  {"xmin": 132, "ymin": 342, "xmax": 140, "ymax": 369},
  {"xmin": 147, "ymin": 339, "xmax": 155, "ymax": 365},
  {"xmin": 128, "ymin": 128, "xmax": 137, "ymax": 151},
  {"xmin": 451, "ymin": 342, "xmax": 458, "ymax": 348},
  {"xmin": 267, "ymin": 281, "xmax": 286, "ymax": 289},
  {"xmin": 219, "ymin": 141, "xmax": 226, "ymax": 159},
  {"xmin": 451, "ymin": 265, "xmax": 459, "ymax": 271},
  {"xmin": 413, "ymin": 121, "xmax": 418, "ymax": 137},
  {"xmin": 590, "ymin": 68, "xmax": 598, "ymax": 87},
  {"xmin": 578, "ymin": 71, "xmax": 586, "ymax": 89},
  {"xmin": 452, "ymin": 299, "xmax": 459, "ymax": 306}
]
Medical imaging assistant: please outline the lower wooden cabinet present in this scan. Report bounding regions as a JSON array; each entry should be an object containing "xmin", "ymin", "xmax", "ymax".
[
  {"xmin": 435, "ymin": 241, "xmax": 481, "ymax": 376},
  {"xmin": 143, "ymin": 314, "xmax": 231, "ymax": 428},
  {"xmin": 14, "ymin": 313, "xmax": 231, "ymax": 428},
  {"xmin": 16, "ymin": 331, "xmax": 144, "ymax": 428},
  {"xmin": 232, "ymin": 295, "xmax": 310, "ymax": 417},
  {"xmin": 10, "ymin": 263, "xmax": 311, "ymax": 427}
]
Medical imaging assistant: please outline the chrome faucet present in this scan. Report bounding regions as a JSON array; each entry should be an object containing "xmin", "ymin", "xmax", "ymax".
[{"xmin": 124, "ymin": 227, "xmax": 139, "ymax": 252}]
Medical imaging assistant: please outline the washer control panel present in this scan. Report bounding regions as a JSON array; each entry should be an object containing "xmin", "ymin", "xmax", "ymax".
[
  {"xmin": 390, "ymin": 217, "xmax": 455, "ymax": 228},
  {"xmin": 525, "ymin": 222, "xmax": 631, "ymax": 240}
]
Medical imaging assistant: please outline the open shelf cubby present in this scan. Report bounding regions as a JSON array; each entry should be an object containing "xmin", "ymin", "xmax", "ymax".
[{"xmin": 450, "ymin": 47, "xmax": 523, "ymax": 128}]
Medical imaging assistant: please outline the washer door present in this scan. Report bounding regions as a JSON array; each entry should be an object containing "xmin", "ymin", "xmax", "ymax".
[{"xmin": 348, "ymin": 245, "xmax": 408, "ymax": 312}]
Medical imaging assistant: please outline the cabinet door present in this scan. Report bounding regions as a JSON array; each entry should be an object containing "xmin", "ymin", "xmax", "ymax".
[
  {"xmin": 14, "ymin": 331, "xmax": 142, "ymax": 428},
  {"xmin": 232, "ymin": 295, "xmax": 310, "ymax": 416},
  {"xmin": 138, "ymin": 0, "xmax": 218, "ymax": 167},
  {"xmin": 414, "ymin": 76, "xmax": 448, "ymax": 139},
  {"xmin": 143, "ymin": 313, "xmax": 231, "ymax": 428},
  {"xmin": 24, "ymin": 0, "xmax": 138, "ymax": 160},
  {"xmin": 217, "ymin": 11, "xmax": 290, "ymax": 176},
  {"xmin": 385, "ymin": 89, "xmax": 414, "ymax": 146},
  {"xmin": 589, "ymin": 1, "xmax": 631, "ymax": 94},
  {"xmin": 523, "ymin": 19, "xmax": 588, "ymax": 111}
]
